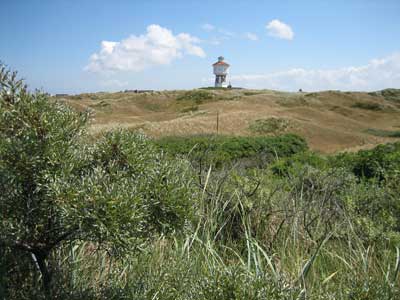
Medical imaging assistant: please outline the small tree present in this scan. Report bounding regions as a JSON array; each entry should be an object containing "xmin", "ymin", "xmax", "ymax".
[{"xmin": 0, "ymin": 66, "xmax": 194, "ymax": 298}]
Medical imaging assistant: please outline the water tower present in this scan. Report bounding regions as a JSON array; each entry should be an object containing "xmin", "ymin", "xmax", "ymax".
[{"xmin": 213, "ymin": 56, "xmax": 230, "ymax": 88}]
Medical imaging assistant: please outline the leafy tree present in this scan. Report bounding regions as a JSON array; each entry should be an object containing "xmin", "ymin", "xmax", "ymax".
[{"xmin": 0, "ymin": 66, "xmax": 194, "ymax": 298}]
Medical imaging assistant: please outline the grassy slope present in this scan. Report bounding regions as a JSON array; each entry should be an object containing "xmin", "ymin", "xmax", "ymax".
[{"xmin": 62, "ymin": 88, "xmax": 400, "ymax": 153}]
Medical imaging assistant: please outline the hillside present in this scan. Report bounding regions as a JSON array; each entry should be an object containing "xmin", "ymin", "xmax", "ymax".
[{"xmin": 61, "ymin": 88, "xmax": 400, "ymax": 153}]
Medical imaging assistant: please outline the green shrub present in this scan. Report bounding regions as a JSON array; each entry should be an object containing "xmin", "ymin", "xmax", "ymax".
[
  {"xmin": 333, "ymin": 142, "xmax": 400, "ymax": 180},
  {"xmin": 155, "ymin": 133, "xmax": 308, "ymax": 169},
  {"xmin": 92, "ymin": 130, "xmax": 196, "ymax": 236},
  {"xmin": 271, "ymin": 151, "xmax": 328, "ymax": 176},
  {"xmin": 0, "ymin": 66, "xmax": 196, "ymax": 299}
]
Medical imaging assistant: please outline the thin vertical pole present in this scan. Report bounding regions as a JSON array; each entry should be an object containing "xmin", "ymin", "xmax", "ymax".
[{"xmin": 216, "ymin": 111, "xmax": 219, "ymax": 134}]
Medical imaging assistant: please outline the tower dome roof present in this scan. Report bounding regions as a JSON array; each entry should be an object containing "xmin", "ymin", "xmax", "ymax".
[{"xmin": 212, "ymin": 56, "xmax": 230, "ymax": 66}]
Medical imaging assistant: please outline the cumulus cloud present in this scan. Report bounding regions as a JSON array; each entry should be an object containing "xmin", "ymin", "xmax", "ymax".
[
  {"xmin": 227, "ymin": 53, "xmax": 400, "ymax": 91},
  {"xmin": 85, "ymin": 24, "xmax": 206, "ymax": 73},
  {"xmin": 266, "ymin": 19, "xmax": 294, "ymax": 40},
  {"xmin": 244, "ymin": 32, "xmax": 259, "ymax": 41},
  {"xmin": 201, "ymin": 23, "xmax": 215, "ymax": 31}
]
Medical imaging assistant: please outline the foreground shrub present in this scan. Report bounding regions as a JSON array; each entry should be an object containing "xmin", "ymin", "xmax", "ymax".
[{"xmin": 0, "ymin": 66, "xmax": 195, "ymax": 299}]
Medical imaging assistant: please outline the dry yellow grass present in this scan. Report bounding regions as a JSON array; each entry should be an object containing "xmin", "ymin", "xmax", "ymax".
[{"xmin": 61, "ymin": 89, "xmax": 400, "ymax": 153}]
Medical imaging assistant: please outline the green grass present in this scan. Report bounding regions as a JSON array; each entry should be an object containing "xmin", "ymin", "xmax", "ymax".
[
  {"xmin": 5, "ymin": 137, "xmax": 400, "ymax": 299},
  {"xmin": 16, "ymin": 162, "xmax": 400, "ymax": 299}
]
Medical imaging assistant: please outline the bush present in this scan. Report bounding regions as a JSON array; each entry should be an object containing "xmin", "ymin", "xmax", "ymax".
[
  {"xmin": 334, "ymin": 142, "xmax": 400, "ymax": 180},
  {"xmin": 271, "ymin": 151, "xmax": 328, "ymax": 176},
  {"xmin": 155, "ymin": 133, "xmax": 308, "ymax": 169},
  {"xmin": 0, "ymin": 66, "xmax": 196, "ymax": 299},
  {"xmin": 92, "ymin": 130, "xmax": 196, "ymax": 236}
]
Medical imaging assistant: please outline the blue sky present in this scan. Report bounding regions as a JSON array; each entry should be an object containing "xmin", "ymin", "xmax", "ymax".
[{"xmin": 1, "ymin": 0, "xmax": 400, "ymax": 93}]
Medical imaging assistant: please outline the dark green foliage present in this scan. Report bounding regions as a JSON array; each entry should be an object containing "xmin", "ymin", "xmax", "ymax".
[
  {"xmin": 91, "ymin": 130, "xmax": 195, "ymax": 237},
  {"xmin": 155, "ymin": 133, "xmax": 308, "ymax": 168},
  {"xmin": 334, "ymin": 142, "xmax": 400, "ymax": 180},
  {"xmin": 0, "ymin": 66, "xmax": 92, "ymax": 297}
]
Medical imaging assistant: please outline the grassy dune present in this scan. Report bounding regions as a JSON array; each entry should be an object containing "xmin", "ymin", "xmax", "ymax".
[{"xmin": 62, "ymin": 88, "xmax": 400, "ymax": 153}]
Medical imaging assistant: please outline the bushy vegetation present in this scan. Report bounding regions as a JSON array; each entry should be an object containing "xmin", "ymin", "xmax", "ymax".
[
  {"xmin": 334, "ymin": 141, "xmax": 400, "ymax": 180},
  {"xmin": 2, "ymin": 66, "xmax": 400, "ymax": 299},
  {"xmin": 0, "ymin": 66, "xmax": 195, "ymax": 299},
  {"xmin": 155, "ymin": 133, "xmax": 307, "ymax": 168}
]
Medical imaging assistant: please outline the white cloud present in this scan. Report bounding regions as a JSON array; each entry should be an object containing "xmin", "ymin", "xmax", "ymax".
[
  {"xmin": 201, "ymin": 23, "xmax": 215, "ymax": 31},
  {"xmin": 266, "ymin": 19, "xmax": 294, "ymax": 40},
  {"xmin": 244, "ymin": 32, "xmax": 259, "ymax": 41},
  {"xmin": 85, "ymin": 24, "xmax": 206, "ymax": 73},
  {"xmin": 228, "ymin": 53, "xmax": 400, "ymax": 91}
]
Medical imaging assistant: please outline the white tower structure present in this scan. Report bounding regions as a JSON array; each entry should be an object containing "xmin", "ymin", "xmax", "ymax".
[{"xmin": 213, "ymin": 56, "xmax": 230, "ymax": 88}]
